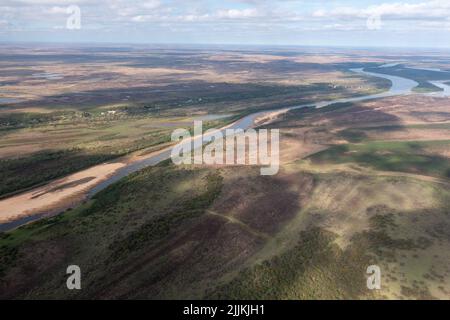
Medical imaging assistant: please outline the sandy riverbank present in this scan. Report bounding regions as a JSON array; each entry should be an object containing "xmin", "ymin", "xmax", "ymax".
[{"xmin": 0, "ymin": 118, "xmax": 243, "ymax": 225}]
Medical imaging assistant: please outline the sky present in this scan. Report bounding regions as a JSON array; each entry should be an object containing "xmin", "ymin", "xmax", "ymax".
[{"xmin": 1, "ymin": 0, "xmax": 450, "ymax": 47}]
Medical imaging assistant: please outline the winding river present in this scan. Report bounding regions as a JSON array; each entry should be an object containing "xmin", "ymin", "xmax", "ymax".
[
  {"xmin": 428, "ymin": 81, "xmax": 450, "ymax": 97},
  {"xmin": 0, "ymin": 67, "xmax": 431, "ymax": 231}
]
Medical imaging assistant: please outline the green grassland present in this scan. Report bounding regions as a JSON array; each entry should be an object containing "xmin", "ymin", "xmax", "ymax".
[
  {"xmin": 0, "ymin": 71, "xmax": 388, "ymax": 197},
  {"xmin": 1, "ymin": 151, "xmax": 450, "ymax": 299},
  {"xmin": 0, "ymin": 50, "xmax": 393, "ymax": 199},
  {"xmin": 0, "ymin": 163, "xmax": 372, "ymax": 299},
  {"xmin": 0, "ymin": 113, "xmax": 237, "ymax": 197},
  {"xmin": 337, "ymin": 123, "xmax": 450, "ymax": 143},
  {"xmin": 210, "ymin": 227, "xmax": 375, "ymax": 299},
  {"xmin": 2, "ymin": 51, "xmax": 450, "ymax": 299},
  {"xmin": 0, "ymin": 149, "xmax": 118, "ymax": 197},
  {"xmin": 309, "ymin": 140, "xmax": 450, "ymax": 178},
  {"xmin": 4, "ymin": 92, "xmax": 450, "ymax": 299},
  {"xmin": 0, "ymin": 163, "xmax": 224, "ymax": 298}
]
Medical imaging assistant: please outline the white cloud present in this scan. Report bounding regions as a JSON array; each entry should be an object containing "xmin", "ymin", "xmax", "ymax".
[
  {"xmin": 46, "ymin": 6, "xmax": 67, "ymax": 14},
  {"xmin": 216, "ymin": 8, "xmax": 262, "ymax": 19},
  {"xmin": 12, "ymin": 0, "xmax": 88, "ymax": 4},
  {"xmin": 2, "ymin": 0, "xmax": 450, "ymax": 42},
  {"xmin": 142, "ymin": 0, "xmax": 161, "ymax": 10},
  {"xmin": 320, "ymin": 1, "xmax": 450, "ymax": 20}
]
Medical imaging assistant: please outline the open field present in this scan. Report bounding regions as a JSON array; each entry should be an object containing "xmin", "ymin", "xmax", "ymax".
[
  {"xmin": 1, "ymin": 149, "xmax": 449, "ymax": 299},
  {"xmin": 0, "ymin": 45, "xmax": 390, "ymax": 113},
  {"xmin": 309, "ymin": 140, "xmax": 450, "ymax": 178},
  {"xmin": 0, "ymin": 45, "xmax": 392, "ymax": 197},
  {"xmin": 1, "ymin": 46, "xmax": 450, "ymax": 299},
  {"xmin": 0, "ymin": 114, "xmax": 233, "ymax": 198}
]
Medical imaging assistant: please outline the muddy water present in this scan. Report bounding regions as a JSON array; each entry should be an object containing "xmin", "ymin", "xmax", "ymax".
[{"xmin": 0, "ymin": 68, "xmax": 423, "ymax": 231}]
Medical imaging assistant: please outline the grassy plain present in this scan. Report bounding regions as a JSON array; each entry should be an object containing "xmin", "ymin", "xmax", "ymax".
[
  {"xmin": 1, "ymin": 46, "xmax": 450, "ymax": 299},
  {"xmin": 0, "ymin": 45, "xmax": 391, "ymax": 196}
]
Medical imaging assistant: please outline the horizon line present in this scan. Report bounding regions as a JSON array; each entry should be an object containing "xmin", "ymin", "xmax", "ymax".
[{"xmin": 1, "ymin": 40, "xmax": 450, "ymax": 51}]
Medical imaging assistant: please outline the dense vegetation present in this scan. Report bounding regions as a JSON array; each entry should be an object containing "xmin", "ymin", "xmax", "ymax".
[
  {"xmin": 2, "ymin": 48, "xmax": 450, "ymax": 300},
  {"xmin": 0, "ymin": 164, "xmax": 225, "ymax": 298},
  {"xmin": 0, "ymin": 149, "xmax": 117, "ymax": 197},
  {"xmin": 210, "ymin": 228, "xmax": 373, "ymax": 299}
]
